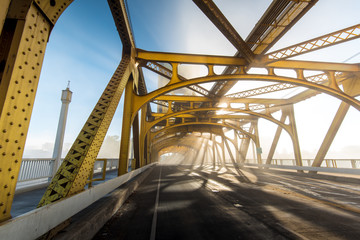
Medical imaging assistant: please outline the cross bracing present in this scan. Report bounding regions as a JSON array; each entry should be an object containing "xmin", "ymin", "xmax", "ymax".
[{"xmin": 0, "ymin": 0, "xmax": 359, "ymax": 222}]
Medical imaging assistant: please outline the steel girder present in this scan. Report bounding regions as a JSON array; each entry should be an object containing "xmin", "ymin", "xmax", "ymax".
[
  {"xmin": 131, "ymin": 68, "xmax": 360, "ymax": 113},
  {"xmin": 225, "ymin": 23, "xmax": 360, "ymax": 99},
  {"xmin": 1, "ymin": 0, "xmax": 359, "ymax": 224},
  {"xmin": 0, "ymin": 0, "xmax": 74, "ymax": 221},
  {"xmin": 38, "ymin": 55, "xmax": 134, "ymax": 206},
  {"xmin": 38, "ymin": 0, "xmax": 137, "ymax": 207},
  {"xmin": 267, "ymin": 24, "xmax": 360, "ymax": 61},
  {"xmin": 205, "ymin": 0, "xmax": 319, "ymax": 97},
  {"xmin": 143, "ymin": 61, "xmax": 212, "ymax": 97},
  {"xmin": 151, "ymin": 126, "xmax": 247, "ymax": 166},
  {"xmin": 147, "ymin": 105, "xmax": 302, "ymax": 164},
  {"xmin": 192, "ymin": 0, "xmax": 255, "ymax": 63}
]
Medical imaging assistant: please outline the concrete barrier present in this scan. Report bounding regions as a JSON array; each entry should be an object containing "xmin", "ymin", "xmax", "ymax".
[{"xmin": 0, "ymin": 163, "xmax": 155, "ymax": 240}]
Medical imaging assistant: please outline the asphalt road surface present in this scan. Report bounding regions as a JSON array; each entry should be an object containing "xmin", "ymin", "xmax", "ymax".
[{"xmin": 93, "ymin": 165, "xmax": 360, "ymax": 240}]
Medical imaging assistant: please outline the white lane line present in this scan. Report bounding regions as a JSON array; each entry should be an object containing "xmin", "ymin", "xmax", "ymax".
[{"xmin": 150, "ymin": 166, "xmax": 162, "ymax": 240}]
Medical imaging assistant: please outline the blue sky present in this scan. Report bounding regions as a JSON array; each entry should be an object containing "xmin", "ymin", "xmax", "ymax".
[{"xmin": 24, "ymin": 0, "xmax": 360, "ymax": 159}]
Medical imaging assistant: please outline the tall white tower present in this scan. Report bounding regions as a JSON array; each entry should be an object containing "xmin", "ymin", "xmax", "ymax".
[{"xmin": 52, "ymin": 83, "xmax": 72, "ymax": 177}]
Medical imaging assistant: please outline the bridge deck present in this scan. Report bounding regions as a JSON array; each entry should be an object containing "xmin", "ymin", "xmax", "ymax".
[{"xmin": 93, "ymin": 165, "xmax": 360, "ymax": 240}]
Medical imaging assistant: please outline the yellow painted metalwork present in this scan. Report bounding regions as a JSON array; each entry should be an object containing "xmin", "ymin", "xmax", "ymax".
[
  {"xmin": 143, "ymin": 61, "xmax": 211, "ymax": 97},
  {"xmin": 132, "ymin": 72, "xmax": 360, "ymax": 114},
  {"xmin": 284, "ymin": 105, "xmax": 302, "ymax": 167},
  {"xmin": 154, "ymin": 95, "xmax": 288, "ymax": 105},
  {"xmin": 136, "ymin": 50, "xmax": 247, "ymax": 66},
  {"xmin": 0, "ymin": 0, "xmax": 359, "ymax": 224},
  {"xmin": 34, "ymin": 0, "xmax": 73, "ymax": 26},
  {"xmin": 87, "ymin": 159, "xmax": 107, "ymax": 188},
  {"xmin": 192, "ymin": 0, "xmax": 255, "ymax": 63},
  {"xmin": 107, "ymin": 0, "xmax": 135, "ymax": 52},
  {"xmin": 265, "ymin": 60, "xmax": 359, "ymax": 72},
  {"xmin": 226, "ymin": 73, "xmax": 328, "ymax": 98},
  {"xmin": 151, "ymin": 122, "xmax": 256, "ymax": 143},
  {"xmin": 139, "ymin": 105, "xmax": 147, "ymax": 167},
  {"xmin": 38, "ymin": 56, "xmax": 133, "ymax": 206},
  {"xmin": 267, "ymin": 24, "xmax": 360, "ymax": 60},
  {"xmin": 266, "ymin": 110, "xmax": 288, "ymax": 165},
  {"xmin": 0, "ymin": 0, "xmax": 11, "ymax": 35},
  {"xmin": 312, "ymin": 78, "xmax": 360, "ymax": 168},
  {"xmin": 118, "ymin": 78, "xmax": 135, "ymax": 176},
  {"xmin": 0, "ymin": 3, "xmax": 50, "ymax": 221}
]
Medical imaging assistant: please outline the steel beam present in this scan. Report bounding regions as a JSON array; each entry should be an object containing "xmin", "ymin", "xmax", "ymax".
[
  {"xmin": 312, "ymin": 79, "xmax": 359, "ymax": 168},
  {"xmin": 133, "ymin": 73, "xmax": 360, "ymax": 113},
  {"xmin": 266, "ymin": 110, "xmax": 287, "ymax": 165},
  {"xmin": 38, "ymin": 56, "xmax": 132, "ymax": 207},
  {"xmin": 132, "ymin": 113, "xmax": 140, "ymax": 169},
  {"xmin": 253, "ymin": 120, "xmax": 262, "ymax": 165},
  {"xmin": 225, "ymin": 73, "xmax": 328, "ymax": 99},
  {"xmin": 107, "ymin": 0, "xmax": 135, "ymax": 53},
  {"xmin": 137, "ymin": 50, "xmax": 247, "ymax": 66},
  {"xmin": 119, "ymin": 77, "xmax": 134, "ymax": 176},
  {"xmin": 267, "ymin": 24, "xmax": 360, "ymax": 61},
  {"xmin": 208, "ymin": 0, "xmax": 318, "ymax": 96},
  {"xmin": 247, "ymin": 0, "xmax": 318, "ymax": 54},
  {"xmin": 154, "ymin": 95, "xmax": 287, "ymax": 105},
  {"xmin": 0, "ymin": 0, "xmax": 11, "ymax": 35},
  {"xmin": 286, "ymin": 105, "xmax": 302, "ymax": 167},
  {"xmin": 312, "ymin": 101, "xmax": 350, "ymax": 168},
  {"xmin": 143, "ymin": 61, "xmax": 211, "ymax": 97},
  {"xmin": 0, "ymin": 3, "xmax": 51, "ymax": 221},
  {"xmin": 192, "ymin": 0, "xmax": 254, "ymax": 63},
  {"xmin": 221, "ymin": 134, "xmax": 237, "ymax": 167},
  {"xmin": 265, "ymin": 60, "xmax": 359, "ymax": 72}
]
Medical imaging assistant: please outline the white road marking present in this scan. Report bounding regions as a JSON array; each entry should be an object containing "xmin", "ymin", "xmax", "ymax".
[{"xmin": 150, "ymin": 166, "xmax": 162, "ymax": 240}]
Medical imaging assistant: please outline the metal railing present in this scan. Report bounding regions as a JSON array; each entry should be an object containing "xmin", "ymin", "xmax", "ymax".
[
  {"xmin": 266, "ymin": 159, "xmax": 360, "ymax": 169},
  {"xmin": 18, "ymin": 158, "xmax": 54, "ymax": 182},
  {"xmin": 17, "ymin": 158, "xmax": 119, "ymax": 183},
  {"xmin": 17, "ymin": 158, "xmax": 359, "ymax": 186}
]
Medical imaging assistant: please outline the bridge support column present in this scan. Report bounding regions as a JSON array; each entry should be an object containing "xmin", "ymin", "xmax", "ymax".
[
  {"xmin": 139, "ymin": 105, "xmax": 147, "ymax": 167},
  {"xmin": 132, "ymin": 113, "xmax": 140, "ymax": 169},
  {"xmin": 0, "ymin": 2, "xmax": 52, "ymax": 221},
  {"xmin": 312, "ymin": 78, "xmax": 359, "ymax": 168},
  {"xmin": 119, "ymin": 77, "xmax": 135, "ymax": 175},
  {"xmin": 233, "ymin": 131, "xmax": 240, "ymax": 165},
  {"xmin": 39, "ymin": 56, "xmax": 132, "ymax": 207},
  {"xmin": 254, "ymin": 120, "xmax": 262, "ymax": 165},
  {"xmin": 287, "ymin": 105, "xmax": 302, "ymax": 167},
  {"xmin": 215, "ymin": 140, "xmax": 224, "ymax": 167},
  {"xmin": 220, "ymin": 136, "xmax": 226, "ymax": 165},
  {"xmin": 212, "ymin": 135, "xmax": 216, "ymax": 168},
  {"xmin": 222, "ymin": 134, "xmax": 237, "ymax": 168},
  {"xmin": 266, "ymin": 110, "xmax": 287, "ymax": 165},
  {"xmin": 239, "ymin": 122, "xmax": 255, "ymax": 163}
]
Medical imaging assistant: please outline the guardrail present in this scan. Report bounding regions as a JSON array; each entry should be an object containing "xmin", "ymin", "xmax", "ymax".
[
  {"xmin": 1, "ymin": 163, "xmax": 156, "ymax": 240},
  {"xmin": 246, "ymin": 159, "xmax": 360, "ymax": 169},
  {"xmin": 18, "ymin": 158, "xmax": 54, "ymax": 182},
  {"xmin": 242, "ymin": 163, "xmax": 360, "ymax": 175},
  {"xmin": 17, "ymin": 158, "xmax": 359, "ymax": 189},
  {"xmin": 18, "ymin": 158, "xmax": 119, "ymax": 183}
]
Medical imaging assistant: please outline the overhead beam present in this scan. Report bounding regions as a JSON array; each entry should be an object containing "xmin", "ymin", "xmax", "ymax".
[
  {"xmin": 108, "ymin": 0, "xmax": 135, "ymax": 53},
  {"xmin": 208, "ymin": 0, "xmax": 318, "ymax": 97},
  {"xmin": 225, "ymin": 73, "xmax": 328, "ymax": 98},
  {"xmin": 137, "ymin": 49, "xmax": 247, "ymax": 66},
  {"xmin": 154, "ymin": 95, "xmax": 288, "ymax": 104},
  {"xmin": 265, "ymin": 60, "xmax": 360, "ymax": 72},
  {"xmin": 143, "ymin": 61, "xmax": 212, "ymax": 97},
  {"xmin": 38, "ymin": 56, "xmax": 133, "ymax": 207},
  {"xmin": 247, "ymin": 0, "xmax": 319, "ymax": 54},
  {"xmin": 192, "ymin": 0, "xmax": 255, "ymax": 63},
  {"xmin": 267, "ymin": 24, "xmax": 360, "ymax": 61}
]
